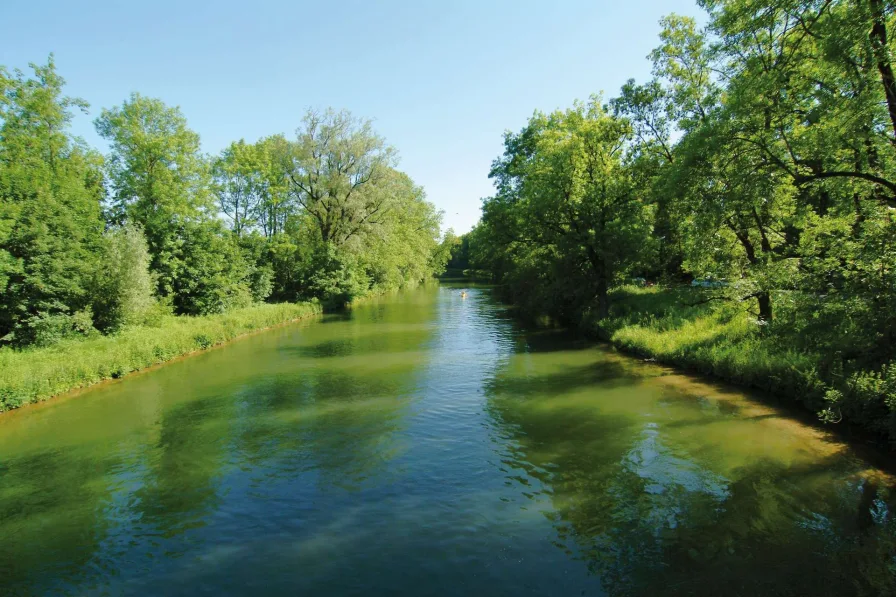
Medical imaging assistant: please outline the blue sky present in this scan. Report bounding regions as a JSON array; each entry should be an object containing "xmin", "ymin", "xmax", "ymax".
[{"xmin": 1, "ymin": 0, "xmax": 703, "ymax": 233}]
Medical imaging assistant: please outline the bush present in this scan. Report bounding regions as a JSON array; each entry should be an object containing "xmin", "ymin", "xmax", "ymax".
[
  {"xmin": 171, "ymin": 221, "xmax": 254, "ymax": 316},
  {"xmin": 248, "ymin": 264, "xmax": 274, "ymax": 302},
  {"xmin": 91, "ymin": 224, "xmax": 156, "ymax": 333},
  {"xmin": 304, "ymin": 245, "xmax": 370, "ymax": 307},
  {"xmin": 16, "ymin": 308, "xmax": 97, "ymax": 347}
]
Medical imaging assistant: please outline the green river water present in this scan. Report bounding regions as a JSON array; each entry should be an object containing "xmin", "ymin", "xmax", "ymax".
[{"xmin": 1, "ymin": 283, "xmax": 894, "ymax": 596}]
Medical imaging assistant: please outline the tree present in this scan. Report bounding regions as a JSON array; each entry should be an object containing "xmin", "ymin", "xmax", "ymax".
[
  {"xmin": 482, "ymin": 98, "xmax": 655, "ymax": 320},
  {"xmin": 213, "ymin": 140, "xmax": 264, "ymax": 237},
  {"xmin": 255, "ymin": 134, "xmax": 295, "ymax": 238},
  {"xmin": 437, "ymin": 228, "xmax": 463, "ymax": 273},
  {"xmin": 670, "ymin": 115, "xmax": 801, "ymax": 323},
  {"xmin": 612, "ymin": 79, "xmax": 683, "ymax": 279},
  {"xmin": 286, "ymin": 109, "xmax": 397, "ymax": 246},
  {"xmin": 0, "ymin": 57, "xmax": 105, "ymax": 345},
  {"xmin": 169, "ymin": 220, "xmax": 253, "ymax": 316},
  {"xmin": 95, "ymin": 93, "xmax": 214, "ymax": 299},
  {"xmin": 91, "ymin": 224, "xmax": 156, "ymax": 333},
  {"xmin": 356, "ymin": 169, "xmax": 444, "ymax": 287}
]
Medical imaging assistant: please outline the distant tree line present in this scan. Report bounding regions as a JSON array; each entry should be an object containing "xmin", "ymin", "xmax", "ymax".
[{"xmin": 0, "ymin": 58, "xmax": 451, "ymax": 348}]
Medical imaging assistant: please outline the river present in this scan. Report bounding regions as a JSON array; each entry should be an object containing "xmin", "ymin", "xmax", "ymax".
[{"xmin": 0, "ymin": 283, "xmax": 893, "ymax": 596}]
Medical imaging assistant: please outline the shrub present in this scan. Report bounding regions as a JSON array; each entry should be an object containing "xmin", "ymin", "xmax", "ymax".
[
  {"xmin": 16, "ymin": 308, "xmax": 97, "ymax": 347},
  {"xmin": 304, "ymin": 245, "xmax": 370, "ymax": 307},
  {"xmin": 171, "ymin": 221, "xmax": 254, "ymax": 316},
  {"xmin": 91, "ymin": 224, "xmax": 156, "ymax": 333}
]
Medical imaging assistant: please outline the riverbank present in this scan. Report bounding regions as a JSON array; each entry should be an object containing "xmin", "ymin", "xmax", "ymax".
[
  {"xmin": 581, "ymin": 285, "xmax": 896, "ymax": 444},
  {"xmin": 0, "ymin": 302, "xmax": 322, "ymax": 412}
]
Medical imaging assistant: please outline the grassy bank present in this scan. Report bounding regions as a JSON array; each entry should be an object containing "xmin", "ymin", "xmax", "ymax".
[
  {"xmin": 0, "ymin": 302, "xmax": 322, "ymax": 411},
  {"xmin": 582, "ymin": 286, "xmax": 895, "ymax": 442}
]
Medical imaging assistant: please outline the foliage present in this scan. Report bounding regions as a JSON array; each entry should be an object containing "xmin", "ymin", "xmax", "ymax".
[
  {"xmin": 286, "ymin": 108, "xmax": 397, "ymax": 246},
  {"xmin": 304, "ymin": 244, "xmax": 370, "ymax": 307},
  {"xmin": 439, "ymin": 229, "xmax": 466, "ymax": 274},
  {"xmin": 0, "ymin": 57, "xmax": 105, "ymax": 346},
  {"xmin": 95, "ymin": 93, "xmax": 234, "ymax": 312},
  {"xmin": 90, "ymin": 223, "xmax": 157, "ymax": 333},
  {"xmin": 479, "ymin": 97, "xmax": 655, "ymax": 321},
  {"xmin": 169, "ymin": 220, "xmax": 254, "ymax": 316},
  {"xmin": 0, "ymin": 56, "xmax": 446, "ymax": 411},
  {"xmin": 17, "ymin": 309, "xmax": 97, "ymax": 348},
  {"xmin": 213, "ymin": 139, "xmax": 266, "ymax": 236},
  {"xmin": 354, "ymin": 169, "xmax": 445, "ymax": 289}
]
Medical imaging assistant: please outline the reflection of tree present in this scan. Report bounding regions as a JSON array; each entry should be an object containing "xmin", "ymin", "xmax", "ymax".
[
  {"xmin": 0, "ymin": 289, "xmax": 441, "ymax": 593},
  {"xmin": 234, "ymin": 372, "xmax": 410, "ymax": 490},
  {"xmin": 0, "ymin": 449, "xmax": 115, "ymax": 593},
  {"xmin": 486, "ymin": 348, "xmax": 896, "ymax": 597},
  {"xmin": 231, "ymin": 288, "xmax": 440, "ymax": 490},
  {"xmin": 134, "ymin": 394, "xmax": 236, "ymax": 543}
]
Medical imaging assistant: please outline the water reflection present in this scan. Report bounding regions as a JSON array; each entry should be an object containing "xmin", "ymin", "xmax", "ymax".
[
  {"xmin": 484, "ymin": 337, "xmax": 896, "ymax": 596},
  {"xmin": 0, "ymin": 290, "xmax": 440, "ymax": 595},
  {"xmin": 0, "ymin": 447, "xmax": 116, "ymax": 593}
]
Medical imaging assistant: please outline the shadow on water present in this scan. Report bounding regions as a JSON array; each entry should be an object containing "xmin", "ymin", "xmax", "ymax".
[
  {"xmin": 485, "ymin": 360, "xmax": 638, "ymax": 398},
  {"xmin": 230, "ymin": 371, "xmax": 412, "ymax": 487},
  {"xmin": 133, "ymin": 395, "xmax": 234, "ymax": 539},
  {"xmin": 283, "ymin": 327, "xmax": 435, "ymax": 360},
  {"xmin": 0, "ymin": 448, "xmax": 116, "ymax": 593},
  {"xmin": 482, "ymin": 333, "xmax": 896, "ymax": 597}
]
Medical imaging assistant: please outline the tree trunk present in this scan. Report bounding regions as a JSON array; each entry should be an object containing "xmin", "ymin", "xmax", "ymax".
[
  {"xmin": 585, "ymin": 243, "xmax": 611, "ymax": 320},
  {"xmin": 870, "ymin": 0, "xmax": 896, "ymax": 143},
  {"xmin": 728, "ymin": 220, "xmax": 774, "ymax": 323},
  {"xmin": 757, "ymin": 291, "xmax": 773, "ymax": 324},
  {"xmin": 596, "ymin": 278, "xmax": 610, "ymax": 320}
]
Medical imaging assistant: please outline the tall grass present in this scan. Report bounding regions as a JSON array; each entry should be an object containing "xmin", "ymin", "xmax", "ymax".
[
  {"xmin": 584, "ymin": 286, "xmax": 826, "ymax": 413},
  {"xmin": 0, "ymin": 302, "xmax": 322, "ymax": 411}
]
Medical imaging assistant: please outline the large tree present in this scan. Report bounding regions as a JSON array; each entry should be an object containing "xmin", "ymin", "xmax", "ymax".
[
  {"xmin": 286, "ymin": 109, "xmax": 397, "ymax": 246},
  {"xmin": 96, "ymin": 94, "xmax": 252, "ymax": 315},
  {"xmin": 0, "ymin": 57, "xmax": 105, "ymax": 344},
  {"xmin": 483, "ymin": 98, "xmax": 655, "ymax": 320},
  {"xmin": 95, "ymin": 93, "xmax": 214, "ymax": 299}
]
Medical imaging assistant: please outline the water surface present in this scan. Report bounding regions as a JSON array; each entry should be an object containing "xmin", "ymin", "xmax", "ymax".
[{"xmin": 1, "ymin": 284, "xmax": 894, "ymax": 596}]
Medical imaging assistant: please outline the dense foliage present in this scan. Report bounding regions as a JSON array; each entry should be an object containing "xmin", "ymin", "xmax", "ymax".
[
  {"xmin": 0, "ymin": 59, "xmax": 447, "ymax": 352},
  {"xmin": 466, "ymin": 0, "xmax": 896, "ymax": 441}
]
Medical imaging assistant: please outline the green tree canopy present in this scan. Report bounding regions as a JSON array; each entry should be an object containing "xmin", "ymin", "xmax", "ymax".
[{"xmin": 0, "ymin": 57, "xmax": 105, "ymax": 345}]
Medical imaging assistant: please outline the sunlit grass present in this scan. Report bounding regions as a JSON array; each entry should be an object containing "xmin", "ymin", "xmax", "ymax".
[
  {"xmin": 0, "ymin": 302, "xmax": 322, "ymax": 411},
  {"xmin": 586, "ymin": 286, "xmax": 824, "ymax": 410}
]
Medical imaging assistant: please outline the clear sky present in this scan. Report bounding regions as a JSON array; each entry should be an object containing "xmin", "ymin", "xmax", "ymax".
[{"xmin": 1, "ymin": 0, "xmax": 703, "ymax": 234}]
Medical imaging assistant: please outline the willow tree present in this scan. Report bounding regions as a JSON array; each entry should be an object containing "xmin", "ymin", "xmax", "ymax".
[
  {"xmin": 286, "ymin": 109, "xmax": 396, "ymax": 247},
  {"xmin": 355, "ymin": 169, "xmax": 444, "ymax": 288}
]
